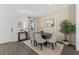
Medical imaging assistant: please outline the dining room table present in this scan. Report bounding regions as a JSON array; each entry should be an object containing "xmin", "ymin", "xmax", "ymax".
[{"xmin": 41, "ymin": 32, "xmax": 52, "ymax": 47}]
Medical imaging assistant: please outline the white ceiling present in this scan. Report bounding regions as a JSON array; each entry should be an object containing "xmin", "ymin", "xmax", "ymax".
[{"xmin": 0, "ymin": 4, "xmax": 71, "ymax": 17}]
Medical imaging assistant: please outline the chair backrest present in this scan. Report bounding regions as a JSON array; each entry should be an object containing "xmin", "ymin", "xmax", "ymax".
[
  {"xmin": 51, "ymin": 31, "xmax": 57, "ymax": 42},
  {"xmin": 35, "ymin": 33, "xmax": 46, "ymax": 43},
  {"xmin": 30, "ymin": 32, "xmax": 35, "ymax": 40},
  {"xmin": 35, "ymin": 33, "xmax": 42, "ymax": 41}
]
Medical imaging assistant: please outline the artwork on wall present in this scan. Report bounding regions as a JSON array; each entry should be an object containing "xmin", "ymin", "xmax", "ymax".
[
  {"xmin": 44, "ymin": 18, "xmax": 54, "ymax": 27},
  {"xmin": 17, "ymin": 21, "xmax": 26, "ymax": 32},
  {"xmin": 18, "ymin": 21, "xmax": 23, "ymax": 28},
  {"xmin": 29, "ymin": 17, "xmax": 35, "ymax": 32}
]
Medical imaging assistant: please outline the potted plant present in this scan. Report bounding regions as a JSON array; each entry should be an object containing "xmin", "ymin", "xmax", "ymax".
[{"xmin": 59, "ymin": 20, "xmax": 75, "ymax": 45}]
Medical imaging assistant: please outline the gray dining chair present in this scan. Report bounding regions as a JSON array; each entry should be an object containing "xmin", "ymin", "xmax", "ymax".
[
  {"xmin": 47, "ymin": 31, "xmax": 57, "ymax": 50},
  {"xmin": 35, "ymin": 33, "xmax": 46, "ymax": 50}
]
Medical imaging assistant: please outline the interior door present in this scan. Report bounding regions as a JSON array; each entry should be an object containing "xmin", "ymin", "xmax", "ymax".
[{"xmin": 0, "ymin": 17, "xmax": 13, "ymax": 44}]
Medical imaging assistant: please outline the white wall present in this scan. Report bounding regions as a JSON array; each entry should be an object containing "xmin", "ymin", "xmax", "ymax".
[
  {"xmin": 0, "ymin": 17, "xmax": 13, "ymax": 43},
  {"xmin": 0, "ymin": 15, "xmax": 29, "ymax": 44},
  {"xmin": 76, "ymin": 4, "xmax": 79, "ymax": 51}
]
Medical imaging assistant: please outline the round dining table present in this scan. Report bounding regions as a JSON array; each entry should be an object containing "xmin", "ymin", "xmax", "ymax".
[
  {"xmin": 41, "ymin": 32, "xmax": 52, "ymax": 47},
  {"xmin": 41, "ymin": 33, "xmax": 52, "ymax": 39}
]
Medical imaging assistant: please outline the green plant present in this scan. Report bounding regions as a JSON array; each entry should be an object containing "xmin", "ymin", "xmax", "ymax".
[{"xmin": 59, "ymin": 20, "xmax": 75, "ymax": 41}]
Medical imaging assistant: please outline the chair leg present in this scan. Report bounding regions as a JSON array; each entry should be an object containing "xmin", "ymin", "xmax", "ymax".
[
  {"xmin": 34, "ymin": 41, "xmax": 36, "ymax": 46},
  {"xmin": 44, "ymin": 43, "xmax": 47, "ymax": 47},
  {"xmin": 45, "ymin": 42, "xmax": 48, "ymax": 47},
  {"xmin": 52, "ymin": 43, "xmax": 54, "ymax": 50},
  {"xmin": 40, "ymin": 44, "xmax": 42, "ymax": 50}
]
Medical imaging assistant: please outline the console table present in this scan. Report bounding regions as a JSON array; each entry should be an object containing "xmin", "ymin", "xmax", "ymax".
[{"xmin": 18, "ymin": 32, "xmax": 28, "ymax": 41}]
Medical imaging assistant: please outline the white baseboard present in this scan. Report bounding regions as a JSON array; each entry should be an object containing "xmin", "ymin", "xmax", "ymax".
[{"xmin": 0, "ymin": 40, "xmax": 18, "ymax": 44}]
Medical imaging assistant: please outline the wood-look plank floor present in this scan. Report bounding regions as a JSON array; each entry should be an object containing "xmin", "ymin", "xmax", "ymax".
[
  {"xmin": 0, "ymin": 41, "xmax": 38, "ymax": 55},
  {"xmin": 61, "ymin": 45, "xmax": 79, "ymax": 55},
  {"xmin": 0, "ymin": 41, "xmax": 79, "ymax": 55}
]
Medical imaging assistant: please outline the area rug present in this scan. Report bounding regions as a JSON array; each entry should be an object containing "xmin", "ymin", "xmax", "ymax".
[{"xmin": 24, "ymin": 40, "xmax": 64, "ymax": 55}]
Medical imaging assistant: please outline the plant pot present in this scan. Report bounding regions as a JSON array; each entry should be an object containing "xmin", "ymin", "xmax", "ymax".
[
  {"xmin": 63, "ymin": 40, "xmax": 69, "ymax": 42},
  {"xmin": 62, "ymin": 40, "xmax": 69, "ymax": 45}
]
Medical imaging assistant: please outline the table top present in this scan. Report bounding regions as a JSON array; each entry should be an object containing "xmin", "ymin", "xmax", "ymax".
[{"xmin": 41, "ymin": 32, "xmax": 52, "ymax": 39}]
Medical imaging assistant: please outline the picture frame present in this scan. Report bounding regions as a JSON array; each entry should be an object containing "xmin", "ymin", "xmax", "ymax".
[{"xmin": 45, "ymin": 18, "xmax": 54, "ymax": 27}]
